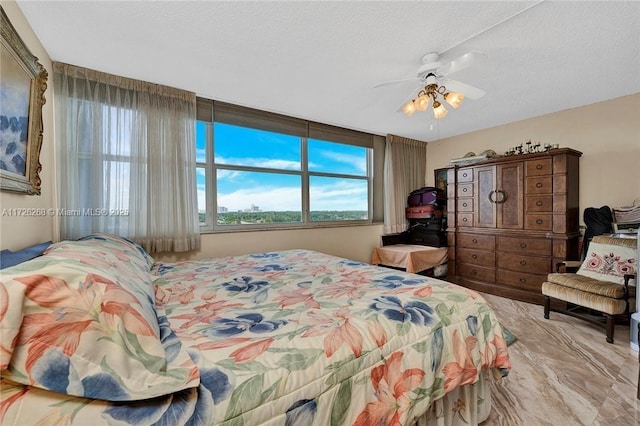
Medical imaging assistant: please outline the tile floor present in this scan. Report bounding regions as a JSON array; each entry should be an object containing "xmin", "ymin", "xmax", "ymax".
[{"xmin": 481, "ymin": 293, "xmax": 639, "ymax": 425}]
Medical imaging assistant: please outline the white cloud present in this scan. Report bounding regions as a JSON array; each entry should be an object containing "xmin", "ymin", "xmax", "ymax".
[
  {"xmin": 217, "ymin": 169, "xmax": 243, "ymax": 180},
  {"xmin": 310, "ymin": 180, "xmax": 368, "ymax": 210},
  {"xmin": 216, "ymin": 155, "xmax": 299, "ymax": 171},
  {"xmin": 197, "ymin": 187, "xmax": 206, "ymax": 212},
  {"xmin": 316, "ymin": 150, "xmax": 367, "ymax": 174}
]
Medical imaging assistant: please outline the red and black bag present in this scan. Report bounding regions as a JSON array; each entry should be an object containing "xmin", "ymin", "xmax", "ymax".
[{"xmin": 405, "ymin": 205, "xmax": 442, "ymax": 219}]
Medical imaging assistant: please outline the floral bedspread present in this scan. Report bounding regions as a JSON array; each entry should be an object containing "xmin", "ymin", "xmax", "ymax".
[{"xmin": 1, "ymin": 249, "xmax": 510, "ymax": 425}]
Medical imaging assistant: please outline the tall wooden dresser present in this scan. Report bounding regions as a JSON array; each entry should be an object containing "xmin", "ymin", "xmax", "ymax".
[{"xmin": 445, "ymin": 148, "xmax": 582, "ymax": 304}]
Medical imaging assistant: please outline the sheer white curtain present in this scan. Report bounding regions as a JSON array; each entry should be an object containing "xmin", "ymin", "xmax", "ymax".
[
  {"xmin": 53, "ymin": 62, "xmax": 200, "ymax": 253},
  {"xmin": 383, "ymin": 134, "xmax": 427, "ymax": 234}
]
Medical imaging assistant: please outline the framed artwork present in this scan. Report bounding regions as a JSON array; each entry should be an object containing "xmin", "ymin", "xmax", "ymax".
[
  {"xmin": 0, "ymin": 6, "xmax": 47, "ymax": 195},
  {"xmin": 434, "ymin": 167, "xmax": 447, "ymax": 194}
]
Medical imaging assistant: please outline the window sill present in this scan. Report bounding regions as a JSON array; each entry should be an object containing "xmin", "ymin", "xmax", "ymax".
[{"xmin": 200, "ymin": 221, "xmax": 382, "ymax": 235}]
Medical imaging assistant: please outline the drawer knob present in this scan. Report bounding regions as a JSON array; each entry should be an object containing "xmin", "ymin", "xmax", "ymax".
[
  {"xmin": 471, "ymin": 269, "xmax": 477, "ymax": 275},
  {"xmin": 519, "ymin": 278, "xmax": 526, "ymax": 283},
  {"xmin": 472, "ymin": 254, "xmax": 478, "ymax": 259},
  {"xmin": 463, "ymin": 202, "xmax": 468, "ymax": 207},
  {"xmin": 463, "ymin": 188, "xmax": 468, "ymax": 193},
  {"xmin": 536, "ymin": 200, "xmax": 544, "ymax": 207},
  {"xmin": 463, "ymin": 173, "xmax": 468, "ymax": 178},
  {"xmin": 520, "ymin": 243, "xmax": 527, "ymax": 248},
  {"xmin": 520, "ymin": 260, "xmax": 527, "ymax": 266},
  {"xmin": 472, "ymin": 238, "xmax": 478, "ymax": 244},
  {"xmin": 536, "ymin": 182, "xmax": 543, "ymax": 188},
  {"xmin": 463, "ymin": 217, "xmax": 468, "ymax": 222},
  {"xmin": 536, "ymin": 164, "xmax": 543, "ymax": 170},
  {"xmin": 536, "ymin": 219, "xmax": 543, "ymax": 225}
]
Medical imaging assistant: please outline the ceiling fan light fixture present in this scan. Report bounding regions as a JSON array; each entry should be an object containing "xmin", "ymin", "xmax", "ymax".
[
  {"xmin": 402, "ymin": 101, "xmax": 416, "ymax": 116},
  {"xmin": 414, "ymin": 94, "xmax": 430, "ymax": 111},
  {"xmin": 433, "ymin": 101, "xmax": 448, "ymax": 119},
  {"xmin": 378, "ymin": 51, "xmax": 486, "ymax": 124},
  {"xmin": 444, "ymin": 91, "xmax": 464, "ymax": 109}
]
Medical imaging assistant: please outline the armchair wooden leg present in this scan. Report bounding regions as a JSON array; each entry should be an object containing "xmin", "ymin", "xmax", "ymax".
[
  {"xmin": 544, "ymin": 296, "xmax": 550, "ymax": 319},
  {"xmin": 605, "ymin": 315, "xmax": 614, "ymax": 344}
]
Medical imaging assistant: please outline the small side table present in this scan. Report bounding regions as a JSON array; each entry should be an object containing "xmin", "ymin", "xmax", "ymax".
[{"xmin": 371, "ymin": 244, "xmax": 448, "ymax": 274}]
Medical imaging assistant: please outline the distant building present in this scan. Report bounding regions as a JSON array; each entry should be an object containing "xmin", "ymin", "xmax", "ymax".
[
  {"xmin": 243, "ymin": 204, "xmax": 261, "ymax": 212},
  {"xmin": 218, "ymin": 206, "xmax": 228, "ymax": 213}
]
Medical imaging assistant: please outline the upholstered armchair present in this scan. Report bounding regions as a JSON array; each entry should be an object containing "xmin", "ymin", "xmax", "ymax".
[{"xmin": 542, "ymin": 235, "xmax": 637, "ymax": 344}]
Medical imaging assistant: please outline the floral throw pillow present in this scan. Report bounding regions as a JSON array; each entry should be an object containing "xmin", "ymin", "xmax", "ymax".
[
  {"xmin": 0, "ymin": 240, "xmax": 199, "ymax": 401},
  {"xmin": 576, "ymin": 241, "xmax": 637, "ymax": 284}
]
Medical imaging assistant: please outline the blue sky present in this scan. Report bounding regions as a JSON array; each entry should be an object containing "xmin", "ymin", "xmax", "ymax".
[{"xmin": 196, "ymin": 123, "xmax": 368, "ymax": 212}]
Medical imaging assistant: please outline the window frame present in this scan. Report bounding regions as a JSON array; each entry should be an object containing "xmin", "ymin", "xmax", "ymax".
[{"xmin": 196, "ymin": 99, "xmax": 375, "ymax": 233}]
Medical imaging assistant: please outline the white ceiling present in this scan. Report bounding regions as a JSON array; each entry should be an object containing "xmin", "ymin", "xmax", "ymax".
[{"xmin": 17, "ymin": 0, "xmax": 640, "ymax": 142}]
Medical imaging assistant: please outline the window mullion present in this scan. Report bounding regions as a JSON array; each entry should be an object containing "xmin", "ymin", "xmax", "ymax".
[
  {"xmin": 301, "ymin": 137, "xmax": 309, "ymax": 223},
  {"xmin": 367, "ymin": 148, "xmax": 373, "ymax": 221},
  {"xmin": 307, "ymin": 171, "xmax": 369, "ymax": 180},
  {"xmin": 207, "ymin": 122, "xmax": 216, "ymax": 231}
]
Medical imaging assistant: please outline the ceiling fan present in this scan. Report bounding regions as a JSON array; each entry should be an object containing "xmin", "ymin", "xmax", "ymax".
[{"xmin": 375, "ymin": 51, "xmax": 487, "ymax": 119}]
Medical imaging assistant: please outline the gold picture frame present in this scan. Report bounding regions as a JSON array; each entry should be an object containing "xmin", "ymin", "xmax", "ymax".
[{"xmin": 0, "ymin": 5, "xmax": 47, "ymax": 195}]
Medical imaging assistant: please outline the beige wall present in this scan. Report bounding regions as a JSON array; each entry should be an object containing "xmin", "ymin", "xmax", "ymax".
[
  {"xmin": 0, "ymin": 1, "xmax": 56, "ymax": 251},
  {"xmin": 426, "ymin": 94, "xmax": 640, "ymax": 223},
  {"xmin": 155, "ymin": 224, "xmax": 385, "ymax": 264}
]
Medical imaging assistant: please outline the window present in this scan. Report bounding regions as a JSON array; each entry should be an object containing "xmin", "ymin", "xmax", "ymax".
[
  {"xmin": 54, "ymin": 62, "xmax": 200, "ymax": 252},
  {"xmin": 196, "ymin": 99, "xmax": 373, "ymax": 232}
]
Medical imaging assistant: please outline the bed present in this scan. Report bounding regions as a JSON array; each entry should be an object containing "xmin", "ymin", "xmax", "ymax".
[{"xmin": 0, "ymin": 234, "xmax": 510, "ymax": 425}]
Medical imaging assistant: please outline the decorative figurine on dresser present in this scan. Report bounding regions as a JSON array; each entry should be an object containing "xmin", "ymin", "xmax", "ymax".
[{"xmin": 445, "ymin": 147, "xmax": 582, "ymax": 305}]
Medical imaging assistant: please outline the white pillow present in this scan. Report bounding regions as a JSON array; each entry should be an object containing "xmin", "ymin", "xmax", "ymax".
[{"xmin": 576, "ymin": 241, "xmax": 637, "ymax": 284}]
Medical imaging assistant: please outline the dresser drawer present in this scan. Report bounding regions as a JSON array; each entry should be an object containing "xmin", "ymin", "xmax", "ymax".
[
  {"xmin": 457, "ymin": 168, "xmax": 473, "ymax": 182},
  {"xmin": 525, "ymin": 214, "xmax": 552, "ymax": 231},
  {"xmin": 526, "ymin": 176, "xmax": 553, "ymax": 194},
  {"xmin": 458, "ymin": 233, "xmax": 495, "ymax": 250},
  {"xmin": 526, "ymin": 158, "xmax": 553, "ymax": 176},
  {"xmin": 496, "ymin": 269, "xmax": 546, "ymax": 291},
  {"xmin": 497, "ymin": 236, "xmax": 551, "ymax": 256},
  {"xmin": 457, "ymin": 198, "xmax": 473, "ymax": 212},
  {"xmin": 457, "ymin": 213, "xmax": 474, "ymax": 227},
  {"xmin": 458, "ymin": 263, "xmax": 496, "ymax": 282},
  {"xmin": 458, "ymin": 247, "xmax": 495, "ymax": 266},
  {"xmin": 497, "ymin": 253, "xmax": 551, "ymax": 274},
  {"xmin": 525, "ymin": 195, "xmax": 553, "ymax": 212},
  {"xmin": 458, "ymin": 183, "xmax": 473, "ymax": 197}
]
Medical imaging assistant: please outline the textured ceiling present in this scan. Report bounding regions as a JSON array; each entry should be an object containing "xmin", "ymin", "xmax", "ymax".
[{"xmin": 17, "ymin": 0, "xmax": 640, "ymax": 142}]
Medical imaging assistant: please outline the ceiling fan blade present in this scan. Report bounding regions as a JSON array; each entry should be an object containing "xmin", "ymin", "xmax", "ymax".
[
  {"xmin": 441, "ymin": 78, "xmax": 486, "ymax": 100},
  {"xmin": 373, "ymin": 77, "xmax": 420, "ymax": 88},
  {"xmin": 437, "ymin": 50, "xmax": 486, "ymax": 76}
]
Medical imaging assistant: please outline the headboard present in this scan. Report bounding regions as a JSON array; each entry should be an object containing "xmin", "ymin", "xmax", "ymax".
[{"xmin": 0, "ymin": 242, "xmax": 52, "ymax": 269}]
